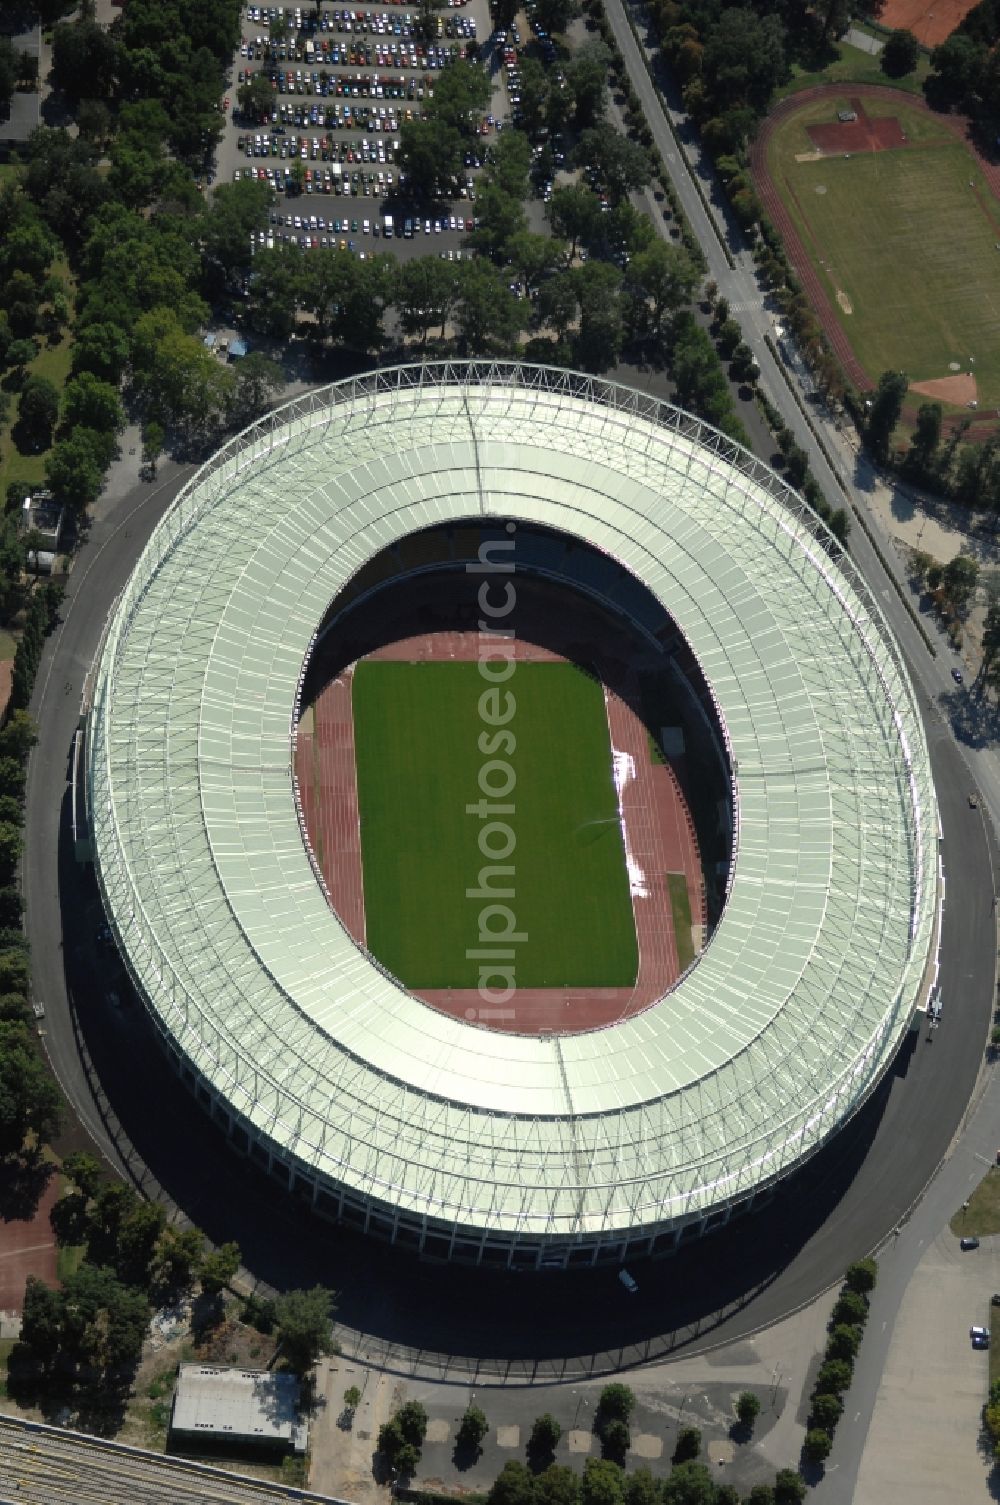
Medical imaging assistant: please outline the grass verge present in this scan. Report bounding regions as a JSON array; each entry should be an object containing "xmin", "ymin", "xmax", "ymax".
[
  {"xmin": 668, "ymin": 871, "xmax": 695, "ymax": 970},
  {"xmin": 950, "ymin": 1166, "xmax": 1000, "ymax": 1238}
]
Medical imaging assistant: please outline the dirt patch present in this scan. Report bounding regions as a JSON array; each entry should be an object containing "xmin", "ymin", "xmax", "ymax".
[
  {"xmin": 836, "ymin": 289, "xmax": 853, "ymax": 314},
  {"xmin": 880, "ymin": 0, "xmax": 979, "ymax": 47},
  {"xmin": 806, "ymin": 99, "xmax": 907, "ymax": 154},
  {"xmin": 910, "ymin": 371, "xmax": 978, "ymax": 403}
]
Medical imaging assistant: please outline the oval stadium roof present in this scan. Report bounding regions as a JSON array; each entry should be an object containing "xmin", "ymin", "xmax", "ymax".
[{"xmin": 87, "ymin": 363, "xmax": 938, "ymax": 1250}]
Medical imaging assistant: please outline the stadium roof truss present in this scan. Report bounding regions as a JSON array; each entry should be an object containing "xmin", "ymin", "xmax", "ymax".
[{"xmin": 86, "ymin": 362, "xmax": 938, "ymax": 1256}]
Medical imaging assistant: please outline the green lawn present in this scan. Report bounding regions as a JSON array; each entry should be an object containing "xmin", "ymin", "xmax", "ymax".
[
  {"xmin": 776, "ymin": 38, "xmax": 931, "ymax": 101},
  {"xmin": 766, "ymin": 97, "xmax": 1000, "ymax": 405},
  {"xmin": 353, "ymin": 661, "xmax": 638, "ymax": 988},
  {"xmin": 950, "ymin": 1166, "xmax": 1000, "ymax": 1239},
  {"xmin": 0, "ymin": 328, "xmax": 75, "ymax": 499},
  {"xmin": 668, "ymin": 871, "xmax": 695, "ymax": 971}
]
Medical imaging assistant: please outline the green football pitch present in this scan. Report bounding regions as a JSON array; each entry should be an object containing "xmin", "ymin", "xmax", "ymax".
[
  {"xmin": 766, "ymin": 98, "xmax": 1000, "ymax": 404},
  {"xmin": 352, "ymin": 660, "xmax": 638, "ymax": 989}
]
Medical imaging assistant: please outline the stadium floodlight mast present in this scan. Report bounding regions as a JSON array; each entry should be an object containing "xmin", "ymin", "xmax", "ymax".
[{"xmin": 85, "ymin": 363, "xmax": 939, "ymax": 1269}]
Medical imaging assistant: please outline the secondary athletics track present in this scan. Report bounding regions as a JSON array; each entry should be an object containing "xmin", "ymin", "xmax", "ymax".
[
  {"xmin": 295, "ymin": 608, "xmax": 705, "ymax": 1036},
  {"xmin": 750, "ymin": 84, "xmax": 1000, "ymax": 431}
]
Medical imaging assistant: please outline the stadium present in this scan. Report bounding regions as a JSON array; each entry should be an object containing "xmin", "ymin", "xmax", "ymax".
[{"xmin": 85, "ymin": 362, "xmax": 939, "ymax": 1269}]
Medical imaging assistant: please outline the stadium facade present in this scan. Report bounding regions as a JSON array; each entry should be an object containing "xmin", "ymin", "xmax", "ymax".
[{"xmin": 85, "ymin": 363, "xmax": 939, "ymax": 1268}]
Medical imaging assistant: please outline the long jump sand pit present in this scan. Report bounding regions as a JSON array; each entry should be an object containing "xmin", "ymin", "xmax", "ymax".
[{"xmin": 910, "ymin": 372, "xmax": 978, "ymax": 403}]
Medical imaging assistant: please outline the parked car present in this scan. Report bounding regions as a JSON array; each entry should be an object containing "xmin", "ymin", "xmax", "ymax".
[
  {"xmin": 960, "ymin": 1236, "xmax": 981, "ymax": 1250},
  {"xmin": 971, "ymin": 1325, "xmax": 990, "ymax": 1348},
  {"xmin": 618, "ymin": 1268, "xmax": 639, "ymax": 1294}
]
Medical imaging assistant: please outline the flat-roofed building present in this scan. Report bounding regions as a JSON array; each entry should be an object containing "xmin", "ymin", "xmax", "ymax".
[{"xmin": 169, "ymin": 1364, "xmax": 308, "ymax": 1456}]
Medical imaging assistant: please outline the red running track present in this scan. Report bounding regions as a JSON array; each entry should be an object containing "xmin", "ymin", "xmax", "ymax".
[{"xmin": 294, "ymin": 631, "xmax": 706, "ymax": 1036}]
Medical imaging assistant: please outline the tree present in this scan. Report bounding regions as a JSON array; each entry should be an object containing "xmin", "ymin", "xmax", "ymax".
[
  {"xmin": 661, "ymin": 1461, "xmax": 716, "ymax": 1505},
  {"xmin": 467, "ymin": 182, "xmax": 528, "ymax": 263},
  {"xmin": 45, "ymin": 428, "xmax": 113, "ymax": 510},
  {"xmin": 803, "ymin": 1428, "xmax": 832, "ymax": 1463},
  {"xmin": 627, "ymin": 242, "xmax": 699, "ymax": 336},
  {"xmin": 455, "ymin": 259, "xmax": 524, "ymax": 353},
  {"xmin": 597, "ymin": 1383, "xmax": 635, "ymax": 1424},
  {"xmin": 773, "ymin": 1472, "xmax": 807, "ymax": 1505},
  {"xmin": 484, "ymin": 131, "xmax": 532, "ymax": 199},
  {"xmin": 148, "ymin": 1225, "xmax": 205, "ymax": 1297},
  {"xmin": 427, "ymin": 60, "xmax": 491, "ymax": 135},
  {"xmin": 881, "ymin": 28, "xmax": 920, "ymax": 77},
  {"xmin": 568, "ymin": 41, "xmax": 611, "ymax": 127},
  {"xmin": 62, "ymin": 1150, "xmax": 101, "ymax": 1200},
  {"xmin": 344, "ymin": 1384, "xmax": 362, "ymax": 1410},
  {"xmin": 600, "ymin": 1418, "xmax": 630, "ymax": 1464},
  {"xmin": 845, "ymin": 1258, "xmax": 878, "ymax": 1294},
  {"xmin": 814, "ymin": 1358, "xmax": 853, "ymax": 1394},
  {"xmin": 580, "ymin": 1458, "xmax": 625, "ymax": 1505},
  {"xmin": 866, "ymin": 370, "xmax": 908, "ymax": 463},
  {"xmin": 623, "ymin": 1468, "xmax": 657, "ymax": 1505},
  {"xmin": 673, "ymin": 1426, "xmax": 701, "ymax": 1463},
  {"xmin": 744, "ymin": 1489, "xmax": 775, "ymax": 1505},
  {"xmin": 831, "ymin": 1288, "xmax": 868, "ymax": 1326},
  {"xmin": 0, "ymin": 40, "xmax": 15, "ymax": 111},
  {"xmin": 536, "ymin": 0, "xmax": 581, "ymax": 32},
  {"xmin": 238, "ymin": 72, "xmax": 276, "ymax": 121},
  {"xmin": 573, "ymin": 260, "xmax": 624, "ymax": 372},
  {"xmin": 397, "ymin": 256, "xmax": 461, "ymax": 345},
  {"xmin": 200, "ymin": 1239, "xmax": 240, "ymax": 1297},
  {"xmin": 909, "ymin": 401, "xmax": 942, "ymax": 472},
  {"xmin": 489, "ymin": 1460, "xmax": 540, "ymax": 1505},
  {"xmin": 61, "ymin": 373, "xmax": 123, "ymax": 435},
  {"xmin": 0, "ymin": 1021, "xmax": 62, "ymax": 1152},
  {"xmin": 398, "ymin": 117, "xmax": 464, "ymax": 202},
  {"xmin": 21, "ymin": 1275, "xmax": 63, "ymax": 1363},
  {"xmin": 6, "ymin": 339, "xmax": 38, "ymax": 377},
  {"xmin": 142, "ymin": 421, "xmax": 165, "ymax": 473},
  {"xmin": 941, "ymin": 554, "xmax": 979, "ymax": 614},
  {"xmin": 16, "ymin": 377, "xmax": 59, "ymax": 451},
  {"xmin": 927, "ymin": 32, "xmax": 985, "ymax": 110},
  {"xmin": 736, "ymin": 1390, "xmax": 761, "ymax": 1429},
  {"xmin": 547, "ymin": 184, "xmax": 602, "ymax": 260},
  {"xmin": 537, "ymin": 1465, "xmax": 579, "ymax": 1505},
  {"xmin": 72, "ymin": 323, "xmax": 131, "ymax": 385},
  {"xmin": 51, "ymin": 19, "xmax": 118, "ymax": 101},
  {"xmin": 396, "ymin": 1399, "xmax": 429, "ymax": 1447},
  {"xmin": 701, "ymin": 8, "xmax": 788, "ymax": 115},
  {"xmin": 809, "ymin": 1393, "xmax": 843, "ymax": 1431},
  {"xmin": 230, "ymin": 353, "xmax": 284, "ymax": 422},
  {"xmin": 457, "ymin": 1403, "xmax": 489, "ymax": 1453},
  {"xmin": 200, "ymin": 177, "xmax": 274, "ymax": 279},
  {"xmin": 575, "ymin": 128, "xmax": 651, "ymax": 204},
  {"xmin": 528, "ymin": 1412, "xmax": 563, "ymax": 1463},
  {"xmin": 275, "ymin": 1285, "xmax": 337, "ymax": 1372},
  {"xmin": 827, "ymin": 1323, "xmax": 862, "ymax": 1361}
]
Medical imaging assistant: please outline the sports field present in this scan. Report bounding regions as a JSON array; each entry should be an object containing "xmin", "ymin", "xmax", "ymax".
[
  {"xmin": 352, "ymin": 660, "xmax": 638, "ymax": 989},
  {"xmin": 763, "ymin": 95, "xmax": 1000, "ymax": 405}
]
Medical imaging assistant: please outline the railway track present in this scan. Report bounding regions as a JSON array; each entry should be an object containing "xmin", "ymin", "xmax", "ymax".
[{"xmin": 0, "ymin": 1416, "xmax": 345, "ymax": 1505}]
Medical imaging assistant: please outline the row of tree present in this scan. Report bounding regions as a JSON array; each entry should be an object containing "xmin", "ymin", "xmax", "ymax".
[
  {"xmin": 801, "ymin": 1258, "xmax": 878, "ymax": 1465},
  {"xmin": 14, "ymin": 1149, "xmax": 338, "ymax": 1395},
  {"xmin": 378, "ymin": 1381, "xmax": 803, "ymax": 1505}
]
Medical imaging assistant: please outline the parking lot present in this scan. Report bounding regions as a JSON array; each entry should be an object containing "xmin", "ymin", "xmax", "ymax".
[{"xmin": 213, "ymin": 1, "xmax": 517, "ymax": 259}]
